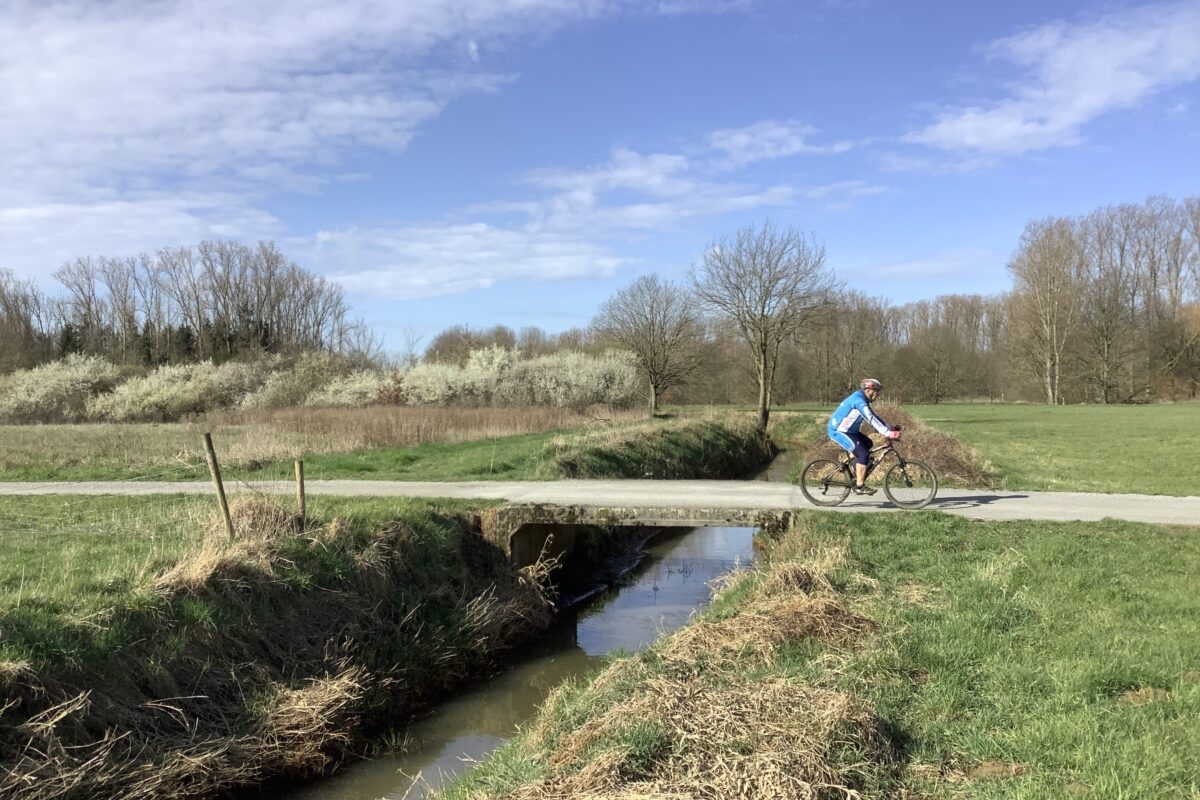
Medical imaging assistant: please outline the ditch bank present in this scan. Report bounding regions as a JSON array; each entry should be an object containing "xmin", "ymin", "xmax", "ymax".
[
  {"xmin": 439, "ymin": 515, "xmax": 902, "ymax": 800},
  {"xmin": 0, "ymin": 499, "xmax": 653, "ymax": 800},
  {"xmin": 546, "ymin": 415, "xmax": 776, "ymax": 479}
]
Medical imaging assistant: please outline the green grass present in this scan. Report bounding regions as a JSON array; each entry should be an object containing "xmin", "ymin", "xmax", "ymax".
[
  {"xmin": 241, "ymin": 430, "xmax": 568, "ymax": 482},
  {"xmin": 907, "ymin": 402, "xmax": 1200, "ymax": 495},
  {"xmin": 821, "ymin": 511, "xmax": 1200, "ymax": 798},
  {"xmin": 445, "ymin": 511, "xmax": 1200, "ymax": 799},
  {"xmin": 0, "ymin": 494, "xmax": 494, "ymax": 669}
]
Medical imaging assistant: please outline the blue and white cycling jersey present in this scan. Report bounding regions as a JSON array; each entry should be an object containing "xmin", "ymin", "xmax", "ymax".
[{"xmin": 828, "ymin": 390, "xmax": 890, "ymax": 437}]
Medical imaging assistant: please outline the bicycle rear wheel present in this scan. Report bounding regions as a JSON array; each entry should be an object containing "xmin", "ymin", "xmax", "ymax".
[
  {"xmin": 799, "ymin": 459, "xmax": 852, "ymax": 507},
  {"xmin": 883, "ymin": 460, "xmax": 938, "ymax": 509}
]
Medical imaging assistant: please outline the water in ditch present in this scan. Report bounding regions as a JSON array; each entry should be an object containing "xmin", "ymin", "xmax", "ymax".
[{"xmin": 270, "ymin": 525, "xmax": 757, "ymax": 800}]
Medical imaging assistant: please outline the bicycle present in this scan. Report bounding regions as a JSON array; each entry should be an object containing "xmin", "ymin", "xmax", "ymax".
[{"xmin": 798, "ymin": 426, "xmax": 938, "ymax": 510}]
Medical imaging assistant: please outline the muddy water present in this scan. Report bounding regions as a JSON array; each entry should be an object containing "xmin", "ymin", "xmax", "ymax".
[{"xmin": 272, "ymin": 525, "xmax": 757, "ymax": 800}]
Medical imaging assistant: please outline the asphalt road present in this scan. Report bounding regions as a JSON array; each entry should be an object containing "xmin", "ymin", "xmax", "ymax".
[{"xmin": 1, "ymin": 480, "xmax": 1197, "ymax": 527}]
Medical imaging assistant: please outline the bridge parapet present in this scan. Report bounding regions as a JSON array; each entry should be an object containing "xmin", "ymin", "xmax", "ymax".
[{"xmin": 480, "ymin": 503, "xmax": 793, "ymax": 566}]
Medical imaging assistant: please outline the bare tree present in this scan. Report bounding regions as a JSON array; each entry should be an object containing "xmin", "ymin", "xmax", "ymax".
[
  {"xmin": 692, "ymin": 221, "xmax": 837, "ymax": 432},
  {"xmin": 1008, "ymin": 217, "xmax": 1085, "ymax": 404},
  {"xmin": 593, "ymin": 274, "xmax": 705, "ymax": 414}
]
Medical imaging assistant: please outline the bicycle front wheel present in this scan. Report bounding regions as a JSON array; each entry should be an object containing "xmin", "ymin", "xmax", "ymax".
[
  {"xmin": 799, "ymin": 459, "xmax": 852, "ymax": 507},
  {"xmin": 883, "ymin": 460, "xmax": 938, "ymax": 510}
]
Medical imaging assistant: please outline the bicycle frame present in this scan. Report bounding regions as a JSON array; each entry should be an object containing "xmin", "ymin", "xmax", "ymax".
[{"xmin": 825, "ymin": 441, "xmax": 906, "ymax": 487}]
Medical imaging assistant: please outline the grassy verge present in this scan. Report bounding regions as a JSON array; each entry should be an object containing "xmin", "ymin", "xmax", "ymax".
[
  {"xmin": 0, "ymin": 411, "xmax": 769, "ymax": 483},
  {"xmin": 0, "ymin": 406, "xmax": 641, "ymax": 481},
  {"xmin": 442, "ymin": 512, "xmax": 1200, "ymax": 799},
  {"xmin": 908, "ymin": 402, "xmax": 1200, "ymax": 495},
  {"xmin": 0, "ymin": 494, "xmax": 564, "ymax": 800}
]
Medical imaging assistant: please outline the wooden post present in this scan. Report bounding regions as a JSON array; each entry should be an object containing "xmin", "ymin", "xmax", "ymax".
[
  {"xmin": 294, "ymin": 459, "xmax": 306, "ymax": 524},
  {"xmin": 204, "ymin": 432, "xmax": 236, "ymax": 540}
]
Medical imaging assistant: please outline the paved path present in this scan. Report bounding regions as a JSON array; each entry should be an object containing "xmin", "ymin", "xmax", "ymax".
[{"xmin": 1, "ymin": 480, "xmax": 1197, "ymax": 527}]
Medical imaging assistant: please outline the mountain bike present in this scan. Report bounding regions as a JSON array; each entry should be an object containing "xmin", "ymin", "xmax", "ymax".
[{"xmin": 798, "ymin": 426, "xmax": 938, "ymax": 510}]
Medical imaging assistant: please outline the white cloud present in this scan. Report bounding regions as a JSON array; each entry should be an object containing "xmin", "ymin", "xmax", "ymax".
[
  {"xmin": 708, "ymin": 120, "xmax": 854, "ymax": 166},
  {"xmin": 0, "ymin": 0, "xmax": 758, "ymax": 279},
  {"xmin": 316, "ymin": 223, "xmax": 625, "ymax": 299},
  {"xmin": 804, "ymin": 180, "xmax": 888, "ymax": 201},
  {"xmin": 906, "ymin": 0, "xmax": 1200, "ymax": 154},
  {"xmin": 323, "ymin": 138, "xmax": 796, "ymax": 298},
  {"xmin": 527, "ymin": 149, "xmax": 695, "ymax": 196},
  {"xmin": 853, "ymin": 249, "xmax": 998, "ymax": 281},
  {"xmin": 0, "ymin": 193, "xmax": 282, "ymax": 282}
]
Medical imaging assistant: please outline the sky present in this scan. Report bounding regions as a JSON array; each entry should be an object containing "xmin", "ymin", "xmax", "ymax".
[{"xmin": 2, "ymin": 0, "xmax": 1199, "ymax": 351}]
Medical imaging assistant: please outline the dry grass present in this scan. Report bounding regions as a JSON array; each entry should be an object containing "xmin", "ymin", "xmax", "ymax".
[
  {"xmin": 0, "ymin": 404, "xmax": 645, "ymax": 479},
  {"xmin": 1, "ymin": 497, "xmax": 560, "ymax": 800},
  {"xmin": 658, "ymin": 595, "xmax": 876, "ymax": 670},
  {"xmin": 477, "ymin": 530, "xmax": 898, "ymax": 800},
  {"xmin": 513, "ymin": 678, "xmax": 892, "ymax": 800},
  {"xmin": 798, "ymin": 404, "xmax": 999, "ymax": 488},
  {"xmin": 212, "ymin": 405, "xmax": 644, "ymax": 462}
]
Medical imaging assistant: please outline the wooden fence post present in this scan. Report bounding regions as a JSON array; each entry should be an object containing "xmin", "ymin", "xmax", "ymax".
[
  {"xmin": 294, "ymin": 459, "xmax": 306, "ymax": 524},
  {"xmin": 204, "ymin": 432, "xmax": 236, "ymax": 540}
]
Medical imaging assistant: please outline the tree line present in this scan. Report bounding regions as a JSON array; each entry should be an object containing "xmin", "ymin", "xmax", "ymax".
[
  {"xmin": 590, "ymin": 196, "xmax": 1200, "ymax": 419},
  {"xmin": 0, "ymin": 240, "xmax": 378, "ymax": 373},
  {"xmin": 3, "ymin": 195, "xmax": 1196, "ymax": 422}
]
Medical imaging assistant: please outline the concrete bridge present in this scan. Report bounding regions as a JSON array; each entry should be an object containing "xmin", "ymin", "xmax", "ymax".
[{"xmin": 479, "ymin": 502, "xmax": 794, "ymax": 566}]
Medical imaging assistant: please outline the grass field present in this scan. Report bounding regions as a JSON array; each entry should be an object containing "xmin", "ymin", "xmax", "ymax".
[
  {"xmin": 445, "ymin": 511, "xmax": 1200, "ymax": 799},
  {"xmin": 0, "ymin": 405, "xmax": 640, "ymax": 481},
  {"xmin": 908, "ymin": 402, "xmax": 1200, "ymax": 495},
  {"xmin": 831, "ymin": 511, "xmax": 1200, "ymax": 798}
]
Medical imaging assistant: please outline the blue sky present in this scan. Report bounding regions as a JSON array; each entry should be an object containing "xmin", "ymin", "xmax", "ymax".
[{"xmin": 2, "ymin": 0, "xmax": 1198, "ymax": 350}]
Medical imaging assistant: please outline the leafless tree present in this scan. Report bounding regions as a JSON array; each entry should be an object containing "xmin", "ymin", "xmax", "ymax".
[
  {"xmin": 1008, "ymin": 217, "xmax": 1085, "ymax": 404},
  {"xmin": 692, "ymin": 221, "xmax": 838, "ymax": 432},
  {"xmin": 593, "ymin": 274, "xmax": 705, "ymax": 414}
]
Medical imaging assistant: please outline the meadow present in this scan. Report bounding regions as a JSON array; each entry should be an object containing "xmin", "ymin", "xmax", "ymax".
[
  {"xmin": 906, "ymin": 402, "xmax": 1200, "ymax": 495},
  {"xmin": 0, "ymin": 405, "xmax": 643, "ymax": 481}
]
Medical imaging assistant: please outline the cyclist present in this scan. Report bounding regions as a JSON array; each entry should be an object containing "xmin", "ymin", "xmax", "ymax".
[{"xmin": 827, "ymin": 378, "xmax": 900, "ymax": 495}]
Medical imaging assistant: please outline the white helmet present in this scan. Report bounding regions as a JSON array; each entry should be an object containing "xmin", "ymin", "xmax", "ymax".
[{"xmin": 860, "ymin": 378, "xmax": 883, "ymax": 392}]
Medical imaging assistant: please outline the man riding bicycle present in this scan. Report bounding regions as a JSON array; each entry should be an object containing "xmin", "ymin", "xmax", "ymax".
[{"xmin": 828, "ymin": 378, "xmax": 900, "ymax": 495}]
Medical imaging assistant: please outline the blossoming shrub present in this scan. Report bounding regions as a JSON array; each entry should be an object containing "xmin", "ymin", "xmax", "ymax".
[
  {"xmin": 304, "ymin": 370, "xmax": 400, "ymax": 407},
  {"xmin": 0, "ymin": 355, "xmax": 122, "ymax": 422},
  {"xmin": 402, "ymin": 348, "xmax": 640, "ymax": 409},
  {"xmin": 240, "ymin": 352, "xmax": 351, "ymax": 409},
  {"xmin": 87, "ymin": 360, "xmax": 270, "ymax": 421}
]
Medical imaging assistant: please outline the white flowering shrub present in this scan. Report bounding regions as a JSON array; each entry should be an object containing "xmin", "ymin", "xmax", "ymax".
[
  {"xmin": 87, "ymin": 359, "xmax": 271, "ymax": 421},
  {"xmin": 240, "ymin": 352, "xmax": 350, "ymax": 409},
  {"xmin": 402, "ymin": 348, "xmax": 639, "ymax": 409},
  {"xmin": 401, "ymin": 362, "xmax": 468, "ymax": 406},
  {"xmin": 0, "ymin": 355, "xmax": 122, "ymax": 422},
  {"xmin": 304, "ymin": 370, "xmax": 399, "ymax": 407}
]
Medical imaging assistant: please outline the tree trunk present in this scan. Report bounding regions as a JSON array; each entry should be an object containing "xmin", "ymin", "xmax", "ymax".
[{"xmin": 648, "ymin": 379, "xmax": 659, "ymax": 416}]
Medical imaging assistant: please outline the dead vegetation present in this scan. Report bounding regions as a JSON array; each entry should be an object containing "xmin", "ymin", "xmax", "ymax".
[
  {"xmin": 484, "ymin": 527, "xmax": 900, "ymax": 800},
  {"xmin": 0, "ymin": 497, "xmax": 557, "ymax": 800},
  {"xmin": 797, "ymin": 404, "xmax": 999, "ymax": 488}
]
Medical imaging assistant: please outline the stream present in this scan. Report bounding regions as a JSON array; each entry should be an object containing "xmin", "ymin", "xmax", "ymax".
[{"xmin": 266, "ymin": 524, "xmax": 758, "ymax": 800}]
